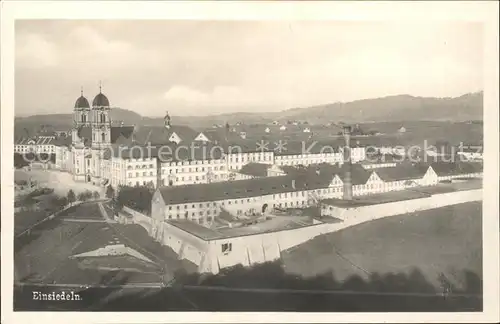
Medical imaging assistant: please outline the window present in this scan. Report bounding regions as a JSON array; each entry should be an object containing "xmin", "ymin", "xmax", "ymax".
[{"xmin": 222, "ymin": 243, "xmax": 232, "ymax": 254}]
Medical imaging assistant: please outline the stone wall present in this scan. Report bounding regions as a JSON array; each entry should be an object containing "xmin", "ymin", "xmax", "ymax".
[{"xmin": 159, "ymin": 188, "xmax": 482, "ymax": 274}]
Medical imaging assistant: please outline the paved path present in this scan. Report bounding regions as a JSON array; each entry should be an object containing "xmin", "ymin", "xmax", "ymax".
[
  {"xmin": 98, "ymin": 202, "xmax": 117, "ymax": 223},
  {"xmin": 60, "ymin": 218, "xmax": 107, "ymax": 223}
]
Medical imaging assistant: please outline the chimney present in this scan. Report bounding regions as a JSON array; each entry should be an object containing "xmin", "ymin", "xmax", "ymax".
[
  {"xmin": 292, "ymin": 179, "xmax": 296, "ymax": 189},
  {"xmin": 342, "ymin": 125, "xmax": 353, "ymax": 200}
]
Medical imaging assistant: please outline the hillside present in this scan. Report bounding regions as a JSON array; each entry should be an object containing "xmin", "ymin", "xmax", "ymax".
[
  {"xmin": 278, "ymin": 92, "xmax": 483, "ymax": 124},
  {"xmin": 14, "ymin": 92, "xmax": 483, "ymax": 135},
  {"xmin": 145, "ymin": 92, "xmax": 484, "ymax": 126}
]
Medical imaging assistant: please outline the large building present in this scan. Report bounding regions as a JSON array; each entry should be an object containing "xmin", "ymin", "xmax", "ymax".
[{"xmin": 15, "ymin": 87, "xmax": 372, "ymax": 190}]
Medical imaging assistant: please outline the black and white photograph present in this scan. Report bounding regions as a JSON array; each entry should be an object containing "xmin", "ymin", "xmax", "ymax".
[{"xmin": 1, "ymin": 1, "xmax": 499, "ymax": 323}]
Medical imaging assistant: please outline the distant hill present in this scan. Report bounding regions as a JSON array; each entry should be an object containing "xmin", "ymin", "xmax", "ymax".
[
  {"xmin": 145, "ymin": 92, "xmax": 484, "ymax": 126},
  {"xmin": 277, "ymin": 92, "xmax": 483, "ymax": 124},
  {"xmin": 15, "ymin": 92, "xmax": 483, "ymax": 136}
]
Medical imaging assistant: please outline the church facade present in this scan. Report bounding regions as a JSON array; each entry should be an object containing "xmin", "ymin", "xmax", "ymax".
[{"xmin": 71, "ymin": 87, "xmax": 114, "ymax": 184}]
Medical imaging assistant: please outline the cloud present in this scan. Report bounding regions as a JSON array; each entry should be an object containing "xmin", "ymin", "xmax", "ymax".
[
  {"xmin": 15, "ymin": 21, "xmax": 483, "ymax": 116},
  {"xmin": 16, "ymin": 34, "xmax": 58, "ymax": 68},
  {"xmin": 164, "ymin": 85, "xmax": 247, "ymax": 107}
]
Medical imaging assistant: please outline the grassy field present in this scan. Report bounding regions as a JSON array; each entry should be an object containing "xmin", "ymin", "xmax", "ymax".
[
  {"xmin": 282, "ymin": 201, "xmax": 482, "ymax": 289},
  {"xmin": 14, "ymin": 202, "xmax": 190, "ymax": 286}
]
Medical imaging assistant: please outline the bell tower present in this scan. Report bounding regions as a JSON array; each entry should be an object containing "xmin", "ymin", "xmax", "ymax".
[
  {"xmin": 72, "ymin": 87, "xmax": 91, "ymax": 146},
  {"xmin": 164, "ymin": 110, "xmax": 171, "ymax": 129},
  {"xmin": 91, "ymin": 82, "xmax": 112, "ymax": 148}
]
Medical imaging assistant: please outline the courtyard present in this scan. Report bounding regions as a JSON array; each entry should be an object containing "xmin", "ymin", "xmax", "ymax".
[{"xmin": 15, "ymin": 169, "xmax": 105, "ymax": 197}]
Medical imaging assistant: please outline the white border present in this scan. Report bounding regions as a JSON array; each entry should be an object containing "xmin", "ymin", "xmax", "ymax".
[{"xmin": 1, "ymin": 1, "xmax": 499, "ymax": 323}]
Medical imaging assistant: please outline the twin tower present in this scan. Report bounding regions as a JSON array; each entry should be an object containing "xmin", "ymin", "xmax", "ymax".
[{"xmin": 72, "ymin": 86, "xmax": 112, "ymax": 147}]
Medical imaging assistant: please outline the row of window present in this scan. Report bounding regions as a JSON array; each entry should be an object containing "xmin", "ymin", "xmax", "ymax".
[
  {"xmin": 128, "ymin": 180, "xmax": 155, "ymax": 186},
  {"xmin": 277, "ymin": 153, "xmax": 342, "ymax": 160},
  {"xmin": 163, "ymin": 165, "xmax": 226, "ymax": 174},
  {"xmin": 228, "ymin": 155, "xmax": 271, "ymax": 163},
  {"xmin": 127, "ymin": 164, "xmax": 155, "ymax": 170},
  {"xmin": 129, "ymin": 171, "xmax": 155, "ymax": 178},
  {"xmin": 167, "ymin": 210, "xmax": 218, "ymax": 219}
]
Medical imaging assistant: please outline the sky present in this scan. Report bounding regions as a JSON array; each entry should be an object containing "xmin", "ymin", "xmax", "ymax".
[{"xmin": 15, "ymin": 20, "xmax": 483, "ymax": 117}]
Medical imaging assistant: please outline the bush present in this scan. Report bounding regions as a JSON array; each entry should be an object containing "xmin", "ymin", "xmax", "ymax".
[{"xmin": 106, "ymin": 185, "xmax": 115, "ymax": 199}]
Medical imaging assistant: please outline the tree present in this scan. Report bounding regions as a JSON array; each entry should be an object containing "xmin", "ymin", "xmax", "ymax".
[
  {"xmin": 106, "ymin": 185, "xmax": 115, "ymax": 199},
  {"xmin": 67, "ymin": 189, "xmax": 76, "ymax": 205},
  {"xmin": 116, "ymin": 185, "xmax": 153, "ymax": 215},
  {"xmin": 93, "ymin": 191, "xmax": 100, "ymax": 200},
  {"xmin": 77, "ymin": 192, "xmax": 87, "ymax": 202},
  {"xmin": 84, "ymin": 190, "xmax": 93, "ymax": 200},
  {"xmin": 146, "ymin": 181, "xmax": 155, "ymax": 192}
]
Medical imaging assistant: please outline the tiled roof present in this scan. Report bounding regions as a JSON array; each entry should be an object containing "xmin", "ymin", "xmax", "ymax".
[
  {"xmin": 275, "ymin": 140, "xmax": 343, "ymax": 155},
  {"xmin": 52, "ymin": 136, "xmax": 72, "ymax": 147},
  {"xmin": 281, "ymin": 163, "xmax": 370, "ymax": 186},
  {"xmin": 373, "ymin": 164, "xmax": 429, "ymax": 182},
  {"xmin": 158, "ymin": 172, "xmax": 334, "ymax": 205},
  {"xmin": 201, "ymin": 129, "xmax": 242, "ymax": 143},
  {"xmin": 430, "ymin": 162, "xmax": 483, "ymax": 176},
  {"xmin": 337, "ymin": 163, "xmax": 372, "ymax": 185},
  {"xmin": 129, "ymin": 125, "xmax": 199, "ymax": 145},
  {"xmin": 239, "ymin": 163, "xmax": 271, "ymax": 177},
  {"xmin": 111, "ymin": 126, "xmax": 135, "ymax": 143},
  {"xmin": 14, "ymin": 136, "xmax": 56, "ymax": 145}
]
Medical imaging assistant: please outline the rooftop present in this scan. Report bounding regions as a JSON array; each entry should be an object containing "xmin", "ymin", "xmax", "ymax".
[
  {"xmin": 321, "ymin": 190, "xmax": 431, "ymax": 207},
  {"xmin": 239, "ymin": 162, "xmax": 271, "ymax": 177},
  {"xmin": 322, "ymin": 179, "xmax": 482, "ymax": 208},
  {"xmin": 168, "ymin": 212, "xmax": 316, "ymax": 241},
  {"xmin": 158, "ymin": 172, "xmax": 334, "ymax": 205},
  {"xmin": 373, "ymin": 163, "xmax": 428, "ymax": 181}
]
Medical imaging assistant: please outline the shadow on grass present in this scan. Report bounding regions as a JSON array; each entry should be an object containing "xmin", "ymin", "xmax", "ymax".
[{"xmin": 18, "ymin": 260, "xmax": 480, "ymax": 312}]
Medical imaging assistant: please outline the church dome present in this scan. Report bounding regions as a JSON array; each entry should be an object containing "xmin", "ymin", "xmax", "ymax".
[
  {"xmin": 74, "ymin": 95, "xmax": 90, "ymax": 109},
  {"xmin": 92, "ymin": 93, "xmax": 110, "ymax": 108}
]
